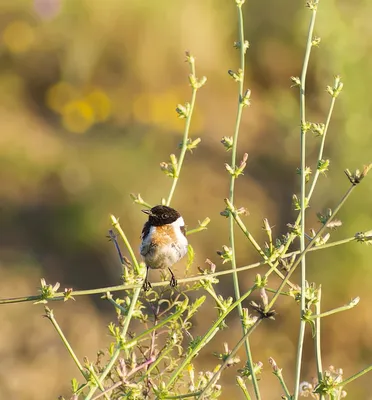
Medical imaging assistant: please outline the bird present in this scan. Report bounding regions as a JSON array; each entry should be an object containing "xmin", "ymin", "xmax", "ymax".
[{"xmin": 140, "ymin": 205, "xmax": 188, "ymax": 291}]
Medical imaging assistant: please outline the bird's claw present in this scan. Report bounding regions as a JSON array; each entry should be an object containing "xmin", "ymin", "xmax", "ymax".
[
  {"xmin": 169, "ymin": 275, "xmax": 177, "ymax": 288},
  {"xmin": 142, "ymin": 279, "xmax": 152, "ymax": 291}
]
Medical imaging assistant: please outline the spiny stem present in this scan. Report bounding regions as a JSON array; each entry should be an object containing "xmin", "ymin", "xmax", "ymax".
[{"xmin": 295, "ymin": 2, "xmax": 319, "ymax": 398}]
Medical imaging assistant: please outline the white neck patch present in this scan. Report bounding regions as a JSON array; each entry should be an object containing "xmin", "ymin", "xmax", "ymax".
[{"xmin": 173, "ymin": 216, "xmax": 185, "ymax": 228}]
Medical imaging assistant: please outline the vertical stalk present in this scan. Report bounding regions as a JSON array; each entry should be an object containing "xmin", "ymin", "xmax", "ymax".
[
  {"xmin": 314, "ymin": 287, "xmax": 324, "ymax": 400},
  {"xmin": 85, "ymin": 288, "xmax": 142, "ymax": 400},
  {"xmin": 166, "ymin": 58, "xmax": 198, "ymax": 206},
  {"xmin": 85, "ymin": 218, "xmax": 142, "ymax": 400},
  {"xmin": 294, "ymin": 3, "xmax": 319, "ymax": 399},
  {"xmin": 228, "ymin": 1, "xmax": 260, "ymax": 398}
]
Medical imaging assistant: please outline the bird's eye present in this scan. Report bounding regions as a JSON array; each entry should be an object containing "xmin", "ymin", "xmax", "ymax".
[{"xmin": 162, "ymin": 214, "xmax": 168, "ymax": 219}]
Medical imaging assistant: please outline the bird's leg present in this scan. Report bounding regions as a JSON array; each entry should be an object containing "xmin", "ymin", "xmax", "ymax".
[
  {"xmin": 142, "ymin": 266, "xmax": 152, "ymax": 291},
  {"xmin": 168, "ymin": 267, "xmax": 177, "ymax": 288}
]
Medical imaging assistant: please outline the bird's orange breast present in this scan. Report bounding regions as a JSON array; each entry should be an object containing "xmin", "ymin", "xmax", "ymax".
[{"xmin": 151, "ymin": 224, "xmax": 178, "ymax": 246}]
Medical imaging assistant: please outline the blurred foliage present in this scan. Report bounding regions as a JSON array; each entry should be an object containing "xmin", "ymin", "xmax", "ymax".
[{"xmin": 0, "ymin": 0, "xmax": 371, "ymax": 399}]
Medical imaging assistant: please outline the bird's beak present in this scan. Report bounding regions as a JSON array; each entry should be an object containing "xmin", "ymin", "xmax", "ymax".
[{"xmin": 142, "ymin": 209, "xmax": 152, "ymax": 215}]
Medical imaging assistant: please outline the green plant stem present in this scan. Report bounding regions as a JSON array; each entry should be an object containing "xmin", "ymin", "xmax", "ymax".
[
  {"xmin": 186, "ymin": 225, "xmax": 208, "ymax": 236},
  {"xmin": 91, "ymin": 358, "xmax": 155, "ymax": 400},
  {"xmin": 44, "ymin": 308, "xmax": 86, "ymax": 380},
  {"xmin": 164, "ymin": 284, "xmax": 257, "ymax": 392},
  {"xmin": 122, "ymin": 300, "xmax": 188, "ymax": 349},
  {"xmin": 106, "ymin": 293, "xmax": 187, "ymax": 349},
  {"xmin": 314, "ymin": 287, "xmax": 323, "ymax": 399},
  {"xmin": 141, "ymin": 342, "xmax": 173, "ymax": 377},
  {"xmin": 295, "ymin": 3, "xmax": 319, "ymax": 398},
  {"xmin": 163, "ymin": 393, "xmax": 202, "ymax": 400},
  {"xmin": 111, "ymin": 215, "xmax": 141, "ymax": 274},
  {"xmin": 309, "ymin": 297, "xmax": 359, "ymax": 320},
  {"xmin": 274, "ymin": 371, "xmax": 291, "ymax": 399},
  {"xmin": 88, "ymin": 367, "xmax": 111, "ymax": 400},
  {"xmin": 223, "ymin": 184, "xmax": 357, "ymax": 393},
  {"xmin": 0, "ymin": 233, "xmax": 362, "ymax": 305},
  {"xmin": 199, "ymin": 320, "xmax": 262, "ymax": 399},
  {"xmin": 199, "ymin": 183, "xmax": 355, "ymax": 400},
  {"xmin": 335, "ymin": 364, "xmax": 372, "ymax": 388},
  {"xmin": 122, "ymin": 342, "xmax": 176, "ymax": 399},
  {"xmin": 85, "ymin": 217, "xmax": 143, "ymax": 400},
  {"xmin": 225, "ymin": 198, "xmax": 296, "ymax": 289},
  {"xmin": 227, "ymin": 2, "xmax": 260, "ymax": 398},
  {"xmin": 85, "ymin": 287, "xmax": 141, "ymax": 400},
  {"xmin": 166, "ymin": 60, "xmax": 197, "ymax": 206},
  {"xmin": 268, "ymin": 184, "xmax": 355, "ymax": 311},
  {"xmin": 237, "ymin": 377, "xmax": 252, "ymax": 400},
  {"xmin": 277, "ymin": 65, "xmax": 338, "ymax": 295},
  {"xmin": 307, "ymin": 96, "xmax": 336, "ymax": 200}
]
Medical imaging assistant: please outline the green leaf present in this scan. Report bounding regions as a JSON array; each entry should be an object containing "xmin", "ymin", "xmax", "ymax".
[
  {"xmin": 186, "ymin": 244, "xmax": 195, "ymax": 273},
  {"xmin": 186, "ymin": 296, "xmax": 206, "ymax": 320},
  {"xmin": 71, "ymin": 378, "xmax": 79, "ymax": 392}
]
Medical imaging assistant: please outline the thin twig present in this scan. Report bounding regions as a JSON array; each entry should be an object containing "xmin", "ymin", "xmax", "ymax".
[
  {"xmin": 295, "ymin": 2, "xmax": 319, "ymax": 398},
  {"xmin": 0, "ymin": 233, "xmax": 363, "ymax": 305},
  {"xmin": 314, "ymin": 287, "xmax": 324, "ymax": 400},
  {"xmin": 227, "ymin": 1, "xmax": 260, "ymax": 397},
  {"xmin": 166, "ymin": 54, "xmax": 199, "ymax": 206}
]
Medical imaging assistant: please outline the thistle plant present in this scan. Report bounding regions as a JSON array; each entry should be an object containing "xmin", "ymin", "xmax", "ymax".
[{"xmin": 1, "ymin": 1, "xmax": 372, "ymax": 400}]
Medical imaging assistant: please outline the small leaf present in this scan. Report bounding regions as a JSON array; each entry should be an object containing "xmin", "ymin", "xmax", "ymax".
[{"xmin": 186, "ymin": 244, "xmax": 195, "ymax": 273}]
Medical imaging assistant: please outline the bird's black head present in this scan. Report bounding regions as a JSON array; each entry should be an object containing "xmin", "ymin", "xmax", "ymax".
[{"xmin": 142, "ymin": 205, "xmax": 181, "ymax": 226}]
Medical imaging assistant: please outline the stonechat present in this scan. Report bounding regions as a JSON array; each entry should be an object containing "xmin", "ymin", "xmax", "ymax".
[{"xmin": 140, "ymin": 205, "xmax": 188, "ymax": 291}]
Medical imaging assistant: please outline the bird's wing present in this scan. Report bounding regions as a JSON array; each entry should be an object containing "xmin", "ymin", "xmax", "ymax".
[
  {"xmin": 140, "ymin": 240, "xmax": 157, "ymax": 257},
  {"xmin": 140, "ymin": 221, "xmax": 156, "ymax": 257}
]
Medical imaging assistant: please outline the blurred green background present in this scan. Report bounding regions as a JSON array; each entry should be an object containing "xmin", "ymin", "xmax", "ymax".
[{"xmin": 0, "ymin": 0, "xmax": 371, "ymax": 398}]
